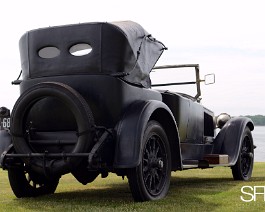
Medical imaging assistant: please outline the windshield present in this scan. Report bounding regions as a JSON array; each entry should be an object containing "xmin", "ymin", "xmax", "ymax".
[{"xmin": 150, "ymin": 65, "xmax": 199, "ymax": 98}]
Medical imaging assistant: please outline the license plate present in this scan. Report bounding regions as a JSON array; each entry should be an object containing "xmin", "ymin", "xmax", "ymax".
[{"xmin": 0, "ymin": 117, "xmax": 10, "ymax": 130}]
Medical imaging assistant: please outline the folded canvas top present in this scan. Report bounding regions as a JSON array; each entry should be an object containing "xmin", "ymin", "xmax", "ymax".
[{"xmin": 19, "ymin": 21, "xmax": 166, "ymax": 88}]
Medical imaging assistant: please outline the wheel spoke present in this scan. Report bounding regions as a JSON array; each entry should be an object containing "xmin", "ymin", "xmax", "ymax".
[
  {"xmin": 146, "ymin": 170, "xmax": 154, "ymax": 190},
  {"xmin": 155, "ymin": 143, "xmax": 160, "ymax": 157},
  {"xmin": 144, "ymin": 171, "xmax": 151, "ymax": 183},
  {"xmin": 144, "ymin": 147, "xmax": 150, "ymax": 158},
  {"xmin": 154, "ymin": 172, "xmax": 161, "ymax": 192},
  {"xmin": 143, "ymin": 164, "xmax": 149, "ymax": 173},
  {"xmin": 151, "ymin": 138, "xmax": 156, "ymax": 153}
]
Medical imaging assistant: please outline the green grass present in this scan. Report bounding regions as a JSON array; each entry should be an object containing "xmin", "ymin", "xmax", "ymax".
[{"xmin": 0, "ymin": 163, "xmax": 265, "ymax": 211}]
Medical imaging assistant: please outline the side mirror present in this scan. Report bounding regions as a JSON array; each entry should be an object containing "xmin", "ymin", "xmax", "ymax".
[{"xmin": 204, "ymin": 74, "xmax": 215, "ymax": 85}]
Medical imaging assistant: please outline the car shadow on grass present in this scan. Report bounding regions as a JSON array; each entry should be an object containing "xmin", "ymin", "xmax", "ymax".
[{"xmin": 6, "ymin": 175, "xmax": 251, "ymax": 211}]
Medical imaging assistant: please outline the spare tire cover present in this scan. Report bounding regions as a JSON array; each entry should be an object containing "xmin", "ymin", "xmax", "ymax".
[{"xmin": 11, "ymin": 82, "xmax": 94, "ymax": 176}]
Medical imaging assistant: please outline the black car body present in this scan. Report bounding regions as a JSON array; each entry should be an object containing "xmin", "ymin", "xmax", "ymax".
[{"xmin": 0, "ymin": 21, "xmax": 254, "ymax": 201}]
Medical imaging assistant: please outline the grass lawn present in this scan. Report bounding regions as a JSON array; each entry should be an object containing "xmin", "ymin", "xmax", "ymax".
[{"xmin": 0, "ymin": 163, "xmax": 264, "ymax": 211}]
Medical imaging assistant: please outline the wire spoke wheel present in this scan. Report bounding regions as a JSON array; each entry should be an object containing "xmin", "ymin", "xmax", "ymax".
[
  {"xmin": 25, "ymin": 171, "xmax": 45, "ymax": 189},
  {"xmin": 232, "ymin": 127, "xmax": 254, "ymax": 181},
  {"xmin": 240, "ymin": 135, "xmax": 253, "ymax": 178},
  {"xmin": 127, "ymin": 120, "xmax": 171, "ymax": 201},
  {"xmin": 8, "ymin": 167, "xmax": 59, "ymax": 198},
  {"xmin": 142, "ymin": 135, "xmax": 167, "ymax": 196}
]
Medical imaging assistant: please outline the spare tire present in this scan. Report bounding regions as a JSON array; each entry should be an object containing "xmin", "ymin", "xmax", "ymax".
[{"xmin": 10, "ymin": 82, "xmax": 94, "ymax": 177}]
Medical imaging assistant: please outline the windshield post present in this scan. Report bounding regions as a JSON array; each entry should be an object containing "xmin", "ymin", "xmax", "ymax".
[{"xmin": 195, "ymin": 65, "xmax": 201, "ymax": 101}]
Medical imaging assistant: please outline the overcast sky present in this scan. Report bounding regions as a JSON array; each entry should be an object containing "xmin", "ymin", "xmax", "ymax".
[{"xmin": 0, "ymin": 0, "xmax": 264, "ymax": 116}]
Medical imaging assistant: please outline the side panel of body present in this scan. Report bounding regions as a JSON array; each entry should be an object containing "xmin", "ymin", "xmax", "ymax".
[
  {"xmin": 160, "ymin": 92, "xmax": 189, "ymax": 142},
  {"xmin": 160, "ymin": 92, "xmax": 204, "ymax": 143},
  {"xmin": 161, "ymin": 92, "xmax": 214, "ymax": 160}
]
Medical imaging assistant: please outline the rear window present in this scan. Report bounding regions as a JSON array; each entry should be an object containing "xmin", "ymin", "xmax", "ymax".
[
  {"xmin": 69, "ymin": 43, "xmax": 92, "ymax": 56},
  {"xmin": 38, "ymin": 46, "xmax": 60, "ymax": 59}
]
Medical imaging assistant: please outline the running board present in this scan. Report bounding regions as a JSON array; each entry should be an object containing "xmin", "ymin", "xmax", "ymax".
[
  {"xmin": 183, "ymin": 154, "xmax": 229, "ymax": 169},
  {"xmin": 203, "ymin": 154, "xmax": 229, "ymax": 164}
]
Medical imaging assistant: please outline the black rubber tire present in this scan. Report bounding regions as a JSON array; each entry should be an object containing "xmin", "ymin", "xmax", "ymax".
[
  {"xmin": 8, "ymin": 167, "xmax": 59, "ymax": 198},
  {"xmin": 231, "ymin": 127, "xmax": 254, "ymax": 181},
  {"xmin": 10, "ymin": 82, "xmax": 94, "ymax": 176},
  {"xmin": 127, "ymin": 120, "xmax": 171, "ymax": 202}
]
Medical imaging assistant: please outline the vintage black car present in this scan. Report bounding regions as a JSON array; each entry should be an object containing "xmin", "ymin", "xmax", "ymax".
[{"xmin": 0, "ymin": 21, "xmax": 254, "ymax": 201}]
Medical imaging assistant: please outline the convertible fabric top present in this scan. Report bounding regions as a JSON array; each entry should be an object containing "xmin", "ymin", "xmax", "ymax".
[{"xmin": 19, "ymin": 21, "xmax": 166, "ymax": 88}]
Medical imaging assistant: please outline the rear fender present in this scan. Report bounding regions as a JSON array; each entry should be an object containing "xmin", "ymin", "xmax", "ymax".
[
  {"xmin": 114, "ymin": 100, "xmax": 182, "ymax": 170},
  {"xmin": 213, "ymin": 117, "xmax": 254, "ymax": 165}
]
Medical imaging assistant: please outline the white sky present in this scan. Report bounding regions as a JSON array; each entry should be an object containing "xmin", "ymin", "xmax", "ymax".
[{"xmin": 0, "ymin": 0, "xmax": 264, "ymax": 116}]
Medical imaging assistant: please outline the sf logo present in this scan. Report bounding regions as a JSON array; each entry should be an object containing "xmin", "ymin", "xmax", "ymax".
[{"xmin": 241, "ymin": 186, "xmax": 265, "ymax": 202}]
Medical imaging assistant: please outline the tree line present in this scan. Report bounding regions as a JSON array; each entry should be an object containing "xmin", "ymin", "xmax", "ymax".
[{"xmin": 244, "ymin": 115, "xmax": 265, "ymax": 126}]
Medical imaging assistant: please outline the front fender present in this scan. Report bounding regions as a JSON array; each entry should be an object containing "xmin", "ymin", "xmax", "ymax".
[
  {"xmin": 213, "ymin": 117, "xmax": 254, "ymax": 165},
  {"xmin": 113, "ymin": 100, "xmax": 181, "ymax": 169}
]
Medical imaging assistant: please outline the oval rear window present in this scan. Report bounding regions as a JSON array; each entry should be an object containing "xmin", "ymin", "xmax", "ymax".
[
  {"xmin": 69, "ymin": 43, "xmax": 92, "ymax": 56},
  {"xmin": 38, "ymin": 46, "xmax": 60, "ymax": 59}
]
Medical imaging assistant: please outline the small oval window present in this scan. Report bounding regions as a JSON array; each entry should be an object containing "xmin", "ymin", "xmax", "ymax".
[
  {"xmin": 69, "ymin": 43, "xmax": 92, "ymax": 56},
  {"xmin": 38, "ymin": 46, "xmax": 60, "ymax": 59}
]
